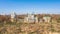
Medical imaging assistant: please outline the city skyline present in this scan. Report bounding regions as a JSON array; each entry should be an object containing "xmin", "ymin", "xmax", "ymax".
[{"xmin": 0, "ymin": 0, "xmax": 60, "ymax": 15}]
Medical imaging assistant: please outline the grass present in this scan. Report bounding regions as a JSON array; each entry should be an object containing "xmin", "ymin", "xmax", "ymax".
[{"xmin": 0, "ymin": 21, "xmax": 59, "ymax": 34}]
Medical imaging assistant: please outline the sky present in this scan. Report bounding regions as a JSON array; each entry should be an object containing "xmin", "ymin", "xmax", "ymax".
[{"xmin": 0, "ymin": 0, "xmax": 60, "ymax": 15}]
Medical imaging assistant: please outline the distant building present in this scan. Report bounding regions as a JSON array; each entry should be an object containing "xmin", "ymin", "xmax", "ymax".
[
  {"xmin": 24, "ymin": 14, "xmax": 38, "ymax": 23},
  {"xmin": 24, "ymin": 14, "xmax": 34, "ymax": 23},
  {"xmin": 43, "ymin": 16, "xmax": 51, "ymax": 22},
  {"xmin": 10, "ymin": 12, "xmax": 16, "ymax": 22},
  {"xmin": 24, "ymin": 17, "xmax": 28, "ymax": 23},
  {"xmin": 34, "ymin": 16, "xmax": 38, "ymax": 23}
]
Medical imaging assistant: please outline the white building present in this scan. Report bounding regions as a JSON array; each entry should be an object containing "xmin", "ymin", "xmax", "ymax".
[
  {"xmin": 10, "ymin": 12, "xmax": 16, "ymax": 22},
  {"xmin": 34, "ymin": 16, "xmax": 38, "ymax": 23},
  {"xmin": 43, "ymin": 16, "xmax": 51, "ymax": 22},
  {"xmin": 24, "ymin": 14, "xmax": 38, "ymax": 23}
]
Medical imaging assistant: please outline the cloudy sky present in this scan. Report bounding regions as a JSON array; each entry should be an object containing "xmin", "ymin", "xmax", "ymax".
[{"xmin": 0, "ymin": 0, "xmax": 60, "ymax": 14}]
